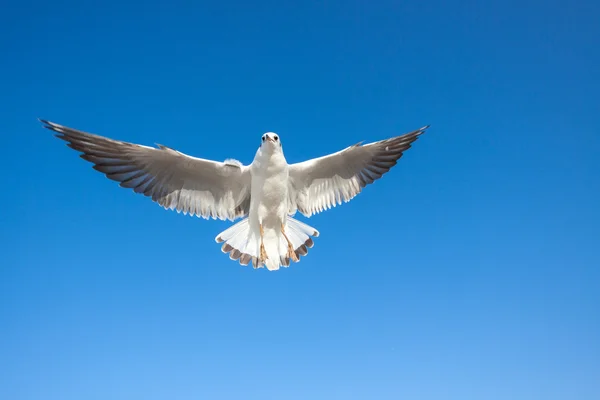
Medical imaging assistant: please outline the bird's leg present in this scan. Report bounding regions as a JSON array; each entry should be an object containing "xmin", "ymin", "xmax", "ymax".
[
  {"xmin": 281, "ymin": 223, "xmax": 299, "ymax": 262},
  {"xmin": 259, "ymin": 223, "xmax": 268, "ymax": 263}
]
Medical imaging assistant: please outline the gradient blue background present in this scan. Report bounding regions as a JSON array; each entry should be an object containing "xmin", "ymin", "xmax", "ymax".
[{"xmin": 2, "ymin": 1, "xmax": 599, "ymax": 399}]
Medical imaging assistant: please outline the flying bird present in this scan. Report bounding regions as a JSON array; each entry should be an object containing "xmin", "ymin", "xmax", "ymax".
[{"xmin": 41, "ymin": 119, "xmax": 428, "ymax": 270}]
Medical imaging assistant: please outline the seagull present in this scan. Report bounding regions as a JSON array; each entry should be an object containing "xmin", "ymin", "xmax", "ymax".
[{"xmin": 41, "ymin": 119, "xmax": 428, "ymax": 270}]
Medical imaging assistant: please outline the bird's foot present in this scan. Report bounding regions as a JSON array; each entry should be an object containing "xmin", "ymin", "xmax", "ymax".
[
  {"xmin": 258, "ymin": 223, "xmax": 268, "ymax": 265},
  {"xmin": 287, "ymin": 244, "xmax": 299, "ymax": 262},
  {"xmin": 280, "ymin": 223, "xmax": 299, "ymax": 262},
  {"xmin": 260, "ymin": 242, "xmax": 269, "ymax": 262}
]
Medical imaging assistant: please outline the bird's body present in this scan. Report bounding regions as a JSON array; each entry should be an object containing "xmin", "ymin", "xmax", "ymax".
[
  {"xmin": 247, "ymin": 134, "xmax": 297, "ymax": 270},
  {"xmin": 41, "ymin": 120, "xmax": 428, "ymax": 271},
  {"xmin": 250, "ymin": 137, "xmax": 289, "ymax": 227}
]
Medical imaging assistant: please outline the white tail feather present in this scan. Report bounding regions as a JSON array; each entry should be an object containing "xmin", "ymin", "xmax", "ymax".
[{"xmin": 215, "ymin": 217, "xmax": 319, "ymax": 270}]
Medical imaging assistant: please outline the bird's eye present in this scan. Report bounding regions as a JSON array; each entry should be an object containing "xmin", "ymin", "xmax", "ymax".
[
  {"xmin": 274, "ymin": 136, "xmax": 279, "ymax": 141},
  {"xmin": 262, "ymin": 136, "xmax": 265, "ymax": 141}
]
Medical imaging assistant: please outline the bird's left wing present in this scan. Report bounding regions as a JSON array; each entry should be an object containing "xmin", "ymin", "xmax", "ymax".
[
  {"xmin": 288, "ymin": 126, "xmax": 428, "ymax": 217},
  {"xmin": 42, "ymin": 120, "xmax": 251, "ymax": 221}
]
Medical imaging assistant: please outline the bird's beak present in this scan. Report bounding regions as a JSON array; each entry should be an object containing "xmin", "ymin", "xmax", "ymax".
[{"xmin": 267, "ymin": 137, "xmax": 275, "ymax": 143}]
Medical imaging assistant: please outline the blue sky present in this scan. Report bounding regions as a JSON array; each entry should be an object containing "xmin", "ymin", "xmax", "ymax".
[{"xmin": 1, "ymin": 0, "xmax": 599, "ymax": 399}]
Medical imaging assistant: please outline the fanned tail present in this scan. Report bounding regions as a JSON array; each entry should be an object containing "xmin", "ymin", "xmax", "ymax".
[
  {"xmin": 215, "ymin": 218, "xmax": 258, "ymax": 267},
  {"xmin": 215, "ymin": 217, "xmax": 319, "ymax": 271}
]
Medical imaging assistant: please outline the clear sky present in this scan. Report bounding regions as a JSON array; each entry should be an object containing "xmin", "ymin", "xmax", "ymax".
[{"xmin": 1, "ymin": 0, "xmax": 599, "ymax": 399}]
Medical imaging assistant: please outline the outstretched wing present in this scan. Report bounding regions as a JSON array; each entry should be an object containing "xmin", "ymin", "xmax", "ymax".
[
  {"xmin": 42, "ymin": 119, "xmax": 251, "ymax": 221},
  {"xmin": 288, "ymin": 126, "xmax": 428, "ymax": 217}
]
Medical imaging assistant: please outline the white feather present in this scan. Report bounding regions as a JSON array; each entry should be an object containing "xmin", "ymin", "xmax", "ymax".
[
  {"xmin": 287, "ymin": 126, "xmax": 428, "ymax": 217},
  {"xmin": 43, "ymin": 119, "xmax": 427, "ymax": 271}
]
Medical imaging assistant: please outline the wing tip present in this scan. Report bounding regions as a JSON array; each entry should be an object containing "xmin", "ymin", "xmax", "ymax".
[
  {"xmin": 399, "ymin": 124, "xmax": 430, "ymax": 141},
  {"xmin": 415, "ymin": 124, "xmax": 430, "ymax": 135},
  {"xmin": 39, "ymin": 118, "xmax": 57, "ymax": 128},
  {"xmin": 39, "ymin": 118, "xmax": 66, "ymax": 136}
]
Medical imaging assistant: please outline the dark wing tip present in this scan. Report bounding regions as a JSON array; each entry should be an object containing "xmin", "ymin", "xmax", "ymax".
[
  {"xmin": 401, "ymin": 125, "xmax": 430, "ymax": 140},
  {"xmin": 39, "ymin": 118, "xmax": 60, "ymax": 130},
  {"xmin": 410, "ymin": 124, "xmax": 430, "ymax": 137},
  {"xmin": 39, "ymin": 118, "xmax": 66, "ymax": 136},
  {"xmin": 39, "ymin": 118, "xmax": 52, "ymax": 130}
]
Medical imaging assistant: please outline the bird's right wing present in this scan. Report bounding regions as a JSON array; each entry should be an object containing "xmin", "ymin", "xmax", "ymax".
[
  {"xmin": 42, "ymin": 120, "xmax": 251, "ymax": 221},
  {"xmin": 288, "ymin": 126, "xmax": 428, "ymax": 217}
]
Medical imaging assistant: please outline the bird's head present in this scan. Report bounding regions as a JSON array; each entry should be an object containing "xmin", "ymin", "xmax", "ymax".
[{"xmin": 260, "ymin": 132, "xmax": 281, "ymax": 151}]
